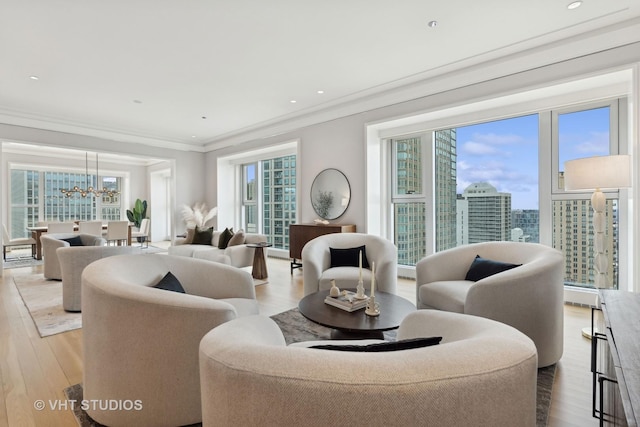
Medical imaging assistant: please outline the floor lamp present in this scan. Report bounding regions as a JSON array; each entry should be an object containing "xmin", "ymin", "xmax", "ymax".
[{"xmin": 564, "ymin": 154, "xmax": 631, "ymax": 339}]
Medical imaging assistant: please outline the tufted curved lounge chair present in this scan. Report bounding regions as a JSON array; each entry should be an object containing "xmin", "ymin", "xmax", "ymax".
[
  {"xmin": 199, "ymin": 310, "xmax": 538, "ymax": 427},
  {"xmin": 301, "ymin": 233, "xmax": 397, "ymax": 296},
  {"xmin": 416, "ymin": 241, "xmax": 564, "ymax": 367}
]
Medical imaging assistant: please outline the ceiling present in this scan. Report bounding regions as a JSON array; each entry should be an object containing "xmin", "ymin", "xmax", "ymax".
[{"xmin": 1, "ymin": 0, "xmax": 639, "ymax": 152}]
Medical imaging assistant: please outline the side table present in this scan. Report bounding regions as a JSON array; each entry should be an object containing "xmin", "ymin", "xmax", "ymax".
[{"xmin": 247, "ymin": 243, "xmax": 272, "ymax": 280}]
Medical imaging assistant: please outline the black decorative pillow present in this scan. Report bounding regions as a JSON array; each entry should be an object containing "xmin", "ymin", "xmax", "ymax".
[
  {"xmin": 310, "ymin": 337, "xmax": 442, "ymax": 352},
  {"xmin": 61, "ymin": 236, "xmax": 84, "ymax": 246},
  {"xmin": 192, "ymin": 226, "xmax": 214, "ymax": 245},
  {"xmin": 464, "ymin": 255, "xmax": 521, "ymax": 282},
  {"xmin": 152, "ymin": 272, "xmax": 185, "ymax": 293},
  {"xmin": 218, "ymin": 227, "xmax": 234, "ymax": 249},
  {"xmin": 329, "ymin": 245, "xmax": 370, "ymax": 269}
]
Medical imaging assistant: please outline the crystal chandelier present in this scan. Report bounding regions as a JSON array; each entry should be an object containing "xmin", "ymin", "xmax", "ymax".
[{"xmin": 60, "ymin": 152, "xmax": 121, "ymax": 198}]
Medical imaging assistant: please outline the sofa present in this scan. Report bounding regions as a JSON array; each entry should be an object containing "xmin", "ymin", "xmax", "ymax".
[
  {"xmin": 416, "ymin": 241, "xmax": 564, "ymax": 368},
  {"xmin": 301, "ymin": 232, "xmax": 397, "ymax": 296},
  {"xmin": 82, "ymin": 254, "xmax": 259, "ymax": 426},
  {"xmin": 57, "ymin": 245, "xmax": 143, "ymax": 311},
  {"xmin": 41, "ymin": 233, "xmax": 106, "ymax": 280},
  {"xmin": 199, "ymin": 310, "xmax": 538, "ymax": 427},
  {"xmin": 169, "ymin": 228, "xmax": 267, "ymax": 268}
]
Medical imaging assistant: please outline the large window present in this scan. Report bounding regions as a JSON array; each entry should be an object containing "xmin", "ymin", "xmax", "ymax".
[
  {"xmin": 552, "ymin": 103, "xmax": 622, "ymax": 289},
  {"xmin": 241, "ymin": 154, "xmax": 296, "ymax": 250},
  {"xmin": 9, "ymin": 167, "xmax": 123, "ymax": 239},
  {"xmin": 387, "ymin": 99, "xmax": 625, "ymax": 290}
]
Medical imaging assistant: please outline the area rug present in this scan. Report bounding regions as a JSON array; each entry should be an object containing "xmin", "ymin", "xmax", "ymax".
[
  {"xmin": 13, "ymin": 274, "xmax": 81, "ymax": 337},
  {"xmin": 3, "ymin": 256, "xmax": 44, "ymax": 269},
  {"xmin": 64, "ymin": 307, "xmax": 555, "ymax": 427}
]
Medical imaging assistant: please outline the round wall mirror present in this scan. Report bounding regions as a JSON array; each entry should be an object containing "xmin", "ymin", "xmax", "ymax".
[{"xmin": 310, "ymin": 168, "xmax": 351, "ymax": 220}]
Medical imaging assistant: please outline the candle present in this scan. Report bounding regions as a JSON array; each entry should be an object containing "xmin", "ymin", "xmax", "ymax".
[
  {"xmin": 359, "ymin": 250, "xmax": 362, "ymax": 281},
  {"xmin": 370, "ymin": 261, "xmax": 375, "ymax": 297}
]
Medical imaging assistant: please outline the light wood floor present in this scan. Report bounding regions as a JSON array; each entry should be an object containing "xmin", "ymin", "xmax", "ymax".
[{"xmin": 0, "ymin": 251, "xmax": 598, "ymax": 426}]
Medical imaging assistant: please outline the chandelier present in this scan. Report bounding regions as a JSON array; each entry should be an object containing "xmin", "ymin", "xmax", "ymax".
[{"xmin": 60, "ymin": 152, "xmax": 121, "ymax": 198}]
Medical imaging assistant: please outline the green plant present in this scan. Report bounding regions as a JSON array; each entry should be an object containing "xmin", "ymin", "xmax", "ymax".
[{"xmin": 126, "ymin": 198, "xmax": 147, "ymax": 228}]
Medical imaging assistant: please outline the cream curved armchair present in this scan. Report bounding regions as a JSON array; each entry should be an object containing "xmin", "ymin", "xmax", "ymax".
[
  {"xmin": 416, "ymin": 241, "xmax": 564, "ymax": 367},
  {"xmin": 41, "ymin": 233, "xmax": 106, "ymax": 280},
  {"xmin": 82, "ymin": 254, "xmax": 258, "ymax": 426},
  {"xmin": 199, "ymin": 310, "xmax": 538, "ymax": 427},
  {"xmin": 302, "ymin": 233, "xmax": 397, "ymax": 296}
]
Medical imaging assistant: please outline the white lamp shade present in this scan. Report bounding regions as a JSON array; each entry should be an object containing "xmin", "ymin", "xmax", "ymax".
[{"xmin": 564, "ymin": 155, "xmax": 631, "ymax": 191}]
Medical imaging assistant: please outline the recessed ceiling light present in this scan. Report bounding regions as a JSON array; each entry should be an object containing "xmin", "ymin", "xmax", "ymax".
[
  {"xmin": 133, "ymin": 99, "xmax": 142, "ymax": 104},
  {"xmin": 567, "ymin": 1, "xmax": 582, "ymax": 9},
  {"xmin": 201, "ymin": 116, "xmax": 207, "ymax": 119},
  {"xmin": 191, "ymin": 135, "xmax": 197, "ymax": 138},
  {"xmin": 290, "ymin": 100, "xmax": 297, "ymax": 104},
  {"xmin": 29, "ymin": 75, "xmax": 39, "ymax": 80},
  {"xmin": 317, "ymin": 90, "xmax": 324, "ymax": 94},
  {"xmin": 427, "ymin": 20, "xmax": 438, "ymax": 28}
]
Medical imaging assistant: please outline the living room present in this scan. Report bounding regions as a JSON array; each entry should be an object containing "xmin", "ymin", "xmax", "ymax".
[{"xmin": 1, "ymin": 2, "xmax": 640, "ymax": 426}]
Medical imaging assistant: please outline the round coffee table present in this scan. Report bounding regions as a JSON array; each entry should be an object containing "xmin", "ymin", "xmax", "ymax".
[{"xmin": 298, "ymin": 289, "xmax": 415, "ymax": 339}]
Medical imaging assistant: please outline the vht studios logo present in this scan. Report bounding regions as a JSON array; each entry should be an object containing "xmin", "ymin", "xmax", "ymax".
[{"xmin": 34, "ymin": 399, "xmax": 143, "ymax": 411}]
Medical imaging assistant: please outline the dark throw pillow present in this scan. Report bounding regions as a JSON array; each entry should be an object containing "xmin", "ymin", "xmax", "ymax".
[
  {"xmin": 61, "ymin": 236, "xmax": 84, "ymax": 246},
  {"xmin": 329, "ymin": 245, "xmax": 370, "ymax": 269},
  {"xmin": 310, "ymin": 337, "xmax": 442, "ymax": 352},
  {"xmin": 218, "ymin": 227, "xmax": 234, "ymax": 249},
  {"xmin": 464, "ymin": 255, "xmax": 522, "ymax": 282},
  {"xmin": 192, "ymin": 226, "xmax": 214, "ymax": 245},
  {"xmin": 152, "ymin": 272, "xmax": 185, "ymax": 293}
]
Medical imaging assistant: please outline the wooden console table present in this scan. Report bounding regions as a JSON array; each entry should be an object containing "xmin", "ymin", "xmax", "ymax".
[
  {"xmin": 289, "ymin": 223, "xmax": 356, "ymax": 273},
  {"xmin": 592, "ymin": 290, "xmax": 640, "ymax": 426}
]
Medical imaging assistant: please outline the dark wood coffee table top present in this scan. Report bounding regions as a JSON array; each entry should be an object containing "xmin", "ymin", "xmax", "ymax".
[{"xmin": 298, "ymin": 289, "xmax": 415, "ymax": 335}]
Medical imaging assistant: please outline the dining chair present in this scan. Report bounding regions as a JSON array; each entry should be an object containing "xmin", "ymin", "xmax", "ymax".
[
  {"xmin": 106, "ymin": 221, "xmax": 129, "ymax": 245},
  {"xmin": 47, "ymin": 222, "xmax": 75, "ymax": 233},
  {"xmin": 78, "ymin": 221, "xmax": 104, "ymax": 236},
  {"xmin": 131, "ymin": 218, "xmax": 150, "ymax": 248},
  {"xmin": 3, "ymin": 224, "xmax": 36, "ymax": 260}
]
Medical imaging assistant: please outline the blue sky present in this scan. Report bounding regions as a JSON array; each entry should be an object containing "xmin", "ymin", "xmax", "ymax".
[{"xmin": 455, "ymin": 107, "xmax": 610, "ymax": 209}]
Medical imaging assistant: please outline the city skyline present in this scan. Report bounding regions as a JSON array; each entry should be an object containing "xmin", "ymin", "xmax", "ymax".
[{"xmin": 454, "ymin": 106, "xmax": 610, "ymax": 210}]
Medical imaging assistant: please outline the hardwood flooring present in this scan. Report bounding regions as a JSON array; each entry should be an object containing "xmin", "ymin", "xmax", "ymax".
[{"xmin": 0, "ymin": 251, "xmax": 598, "ymax": 426}]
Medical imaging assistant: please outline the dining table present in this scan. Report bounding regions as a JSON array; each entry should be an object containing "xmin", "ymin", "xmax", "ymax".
[{"xmin": 27, "ymin": 223, "xmax": 132, "ymax": 260}]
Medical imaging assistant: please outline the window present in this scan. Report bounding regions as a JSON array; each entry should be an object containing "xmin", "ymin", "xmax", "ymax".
[
  {"xmin": 552, "ymin": 102, "xmax": 622, "ymax": 289},
  {"xmin": 391, "ymin": 135, "xmax": 427, "ymax": 265},
  {"xmin": 241, "ymin": 155, "xmax": 296, "ymax": 250},
  {"xmin": 385, "ymin": 98, "xmax": 626, "ymax": 291},
  {"xmin": 9, "ymin": 167, "xmax": 123, "ymax": 239}
]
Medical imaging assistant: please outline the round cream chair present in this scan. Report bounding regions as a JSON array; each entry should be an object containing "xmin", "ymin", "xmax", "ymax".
[
  {"xmin": 40, "ymin": 233, "xmax": 106, "ymax": 280},
  {"xmin": 82, "ymin": 254, "xmax": 259, "ymax": 427},
  {"xmin": 416, "ymin": 241, "xmax": 564, "ymax": 367},
  {"xmin": 301, "ymin": 233, "xmax": 397, "ymax": 296},
  {"xmin": 199, "ymin": 310, "xmax": 538, "ymax": 427}
]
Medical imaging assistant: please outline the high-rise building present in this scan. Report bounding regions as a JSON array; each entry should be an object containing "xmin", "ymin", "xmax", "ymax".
[
  {"xmin": 434, "ymin": 129, "xmax": 457, "ymax": 252},
  {"xmin": 457, "ymin": 182, "xmax": 512, "ymax": 245},
  {"xmin": 262, "ymin": 155, "xmax": 296, "ymax": 250},
  {"xmin": 512, "ymin": 209, "xmax": 540, "ymax": 243},
  {"xmin": 552, "ymin": 199, "xmax": 619, "ymax": 288},
  {"xmin": 393, "ymin": 136, "xmax": 426, "ymax": 266}
]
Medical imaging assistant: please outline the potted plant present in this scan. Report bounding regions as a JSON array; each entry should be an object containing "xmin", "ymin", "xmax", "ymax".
[{"xmin": 126, "ymin": 198, "xmax": 147, "ymax": 230}]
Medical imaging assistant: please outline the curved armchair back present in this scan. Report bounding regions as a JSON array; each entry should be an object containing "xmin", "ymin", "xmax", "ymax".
[
  {"xmin": 82, "ymin": 254, "xmax": 258, "ymax": 426},
  {"xmin": 199, "ymin": 310, "xmax": 537, "ymax": 427},
  {"xmin": 416, "ymin": 241, "xmax": 564, "ymax": 367},
  {"xmin": 41, "ymin": 233, "xmax": 106, "ymax": 279},
  {"xmin": 302, "ymin": 233, "xmax": 397, "ymax": 296}
]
